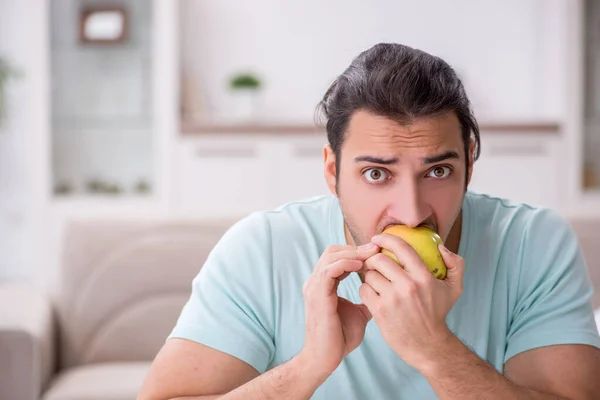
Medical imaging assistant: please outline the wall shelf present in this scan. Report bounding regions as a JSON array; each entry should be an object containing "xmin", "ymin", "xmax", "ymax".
[{"xmin": 180, "ymin": 120, "xmax": 561, "ymax": 136}]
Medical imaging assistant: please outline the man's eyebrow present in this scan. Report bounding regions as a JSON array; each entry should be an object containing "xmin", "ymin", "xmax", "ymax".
[
  {"xmin": 422, "ymin": 151, "xmax": 459, "ymax": 164},
  {"xmin": 353, "ymin": 152, "xmax": 459, "ymax": 165},
  {"xmin": 353, "ymin": 156, "xmax": 398, "ymax": 165}
]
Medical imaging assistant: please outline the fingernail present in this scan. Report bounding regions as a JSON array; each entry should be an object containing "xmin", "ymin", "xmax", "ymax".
[
  {"xmin": 359, "ymin": 243, "xmax": 377, "ymax": 251},
  {"xmin": 438, "ymin": 244, "xmax": 448, "ymax": 253}
]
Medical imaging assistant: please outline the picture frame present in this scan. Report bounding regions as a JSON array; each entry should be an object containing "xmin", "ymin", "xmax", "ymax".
[{"xmin": 79, "ymin": 6, "xmax": 127, "ymax": 44}]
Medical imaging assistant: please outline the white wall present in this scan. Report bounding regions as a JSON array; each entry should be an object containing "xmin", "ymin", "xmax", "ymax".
[{"xmin": 180, "ymin": 0, "xmax": 564, "ymax": 123}]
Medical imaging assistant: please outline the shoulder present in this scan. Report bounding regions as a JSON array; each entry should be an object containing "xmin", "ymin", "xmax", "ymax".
[
  {"xmin": 468, "ymin": 193, "xmax": 584, "ymax": 292},
  {"xmin": 209, "ymin": 194, "xmax": 337, "ymax": 266},
  {"xmin": 263, "ymin": 195, "xmax": 338, "ymax": 241},
  {"xmin": 465, "ymin": 191, "xmax": 573, "ymax": 244},
  {"xmin": 465, "ymin": 192, "xmax": 581, "ymax": 278}
]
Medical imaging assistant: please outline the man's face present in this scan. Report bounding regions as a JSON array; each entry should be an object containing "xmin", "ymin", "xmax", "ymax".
[{"xmin": 324, "ymin": 110, "xmax": 474, "ymax": 246}]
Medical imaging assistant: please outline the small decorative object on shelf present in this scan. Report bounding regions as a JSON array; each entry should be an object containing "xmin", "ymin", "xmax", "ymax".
[
  {"xmin": 104, "ymin": 183, "xmax": 123, "ymax": 195},
  {"xmin": 85, "ymin": 178, "xmax": 104, "ymax": 193},
  {"xmin": 85, "ymin": 178, "xmax": 123, "ymax": 195},
  {"xmin": 134, "ymin": 179, "xmax": 151, "ymax": 194},
  {"xmin": 583, "ymin": 162, "xmax": 598, "ymax": 189},
  {"xmin": 228, "ymin": 72, "xmax": 262, "ymax": 121},
  {"xmin": 54, "ymin": 181, "xmax": 74, "ymax": 195},
  {"xmin": 0, "ymin": 56, "xmax": 21, "ymax": 127},
  {"xmin": 181, "ymin": 70, "xmax": 206, "ymax": 123}
]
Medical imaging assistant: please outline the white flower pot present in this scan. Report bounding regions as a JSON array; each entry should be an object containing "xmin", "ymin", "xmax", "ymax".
[{"xmin": 230, "ymin": 89, "xmax": 258, "ymax": 121}]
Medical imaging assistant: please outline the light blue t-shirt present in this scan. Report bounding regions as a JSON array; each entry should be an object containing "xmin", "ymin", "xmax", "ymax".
[{"xmin": 169, "ymin": 192, "xmax": 600, "ymax": 399}]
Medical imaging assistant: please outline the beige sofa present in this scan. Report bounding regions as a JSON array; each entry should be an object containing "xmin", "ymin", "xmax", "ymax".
[
  {"xmin": 0, "ymin": 217, "xmax": 237, "ymax": 400},
  {"xmin": 1, "ymin": 216, "xmax": 599, "ymax": 400}
]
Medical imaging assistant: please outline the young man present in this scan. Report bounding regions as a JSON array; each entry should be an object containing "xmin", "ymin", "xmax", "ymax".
[{"xmin": 139, "ymin": 43, "xmax": 600, "ymax": 399}]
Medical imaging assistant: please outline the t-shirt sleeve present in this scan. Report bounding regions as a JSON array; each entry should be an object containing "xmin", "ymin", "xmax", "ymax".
[
  {"xmin": 167, "ymin": 212, "xmax": 276, "ymax": 373},
  {"xmin": 505, "ymin": 209, "xmax": 600, "ymax": 363}
]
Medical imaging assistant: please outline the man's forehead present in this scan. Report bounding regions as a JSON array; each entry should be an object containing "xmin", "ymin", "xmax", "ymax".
[
  {"xmin": 342, "ymin": 110, "xmax": 463, "ymax": 155},
  {"xmin": 345, "ymin": 110, "xmax": 461, "ymax": 136}
]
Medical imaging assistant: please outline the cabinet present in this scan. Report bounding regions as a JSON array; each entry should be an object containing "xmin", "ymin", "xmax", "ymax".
[
  {"xmin": 469, "ymin": 133, "xmax": 562, "ymax": 209},
  {"xmin": 177, "ymin": 136, "xmax": 272, "ymax": 217},
  {"xmin": 176, "ymin": 135, "xmax": 331, "ymax": 217},
  {"xmin": 270, "ymin": 137, "xmax": 331, "ymax": 206}
]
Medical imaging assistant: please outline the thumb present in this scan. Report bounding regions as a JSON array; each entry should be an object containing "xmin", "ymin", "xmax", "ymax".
[{"xmin": 438, "ymin": 244, "xmax": 465, "ymax": 286}]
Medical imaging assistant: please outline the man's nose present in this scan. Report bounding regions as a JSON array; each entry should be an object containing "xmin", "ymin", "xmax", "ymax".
[{"xmin": 387, "ymin": 180, "xmax": 432, "ymax": 228}]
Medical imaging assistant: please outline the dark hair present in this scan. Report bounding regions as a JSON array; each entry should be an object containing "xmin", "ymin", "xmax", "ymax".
[{"xmin": 316, "ymin": 43, "xmax": 480, "ymax": 183}]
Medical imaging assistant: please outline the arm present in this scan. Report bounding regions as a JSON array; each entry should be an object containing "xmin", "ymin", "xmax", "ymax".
[
  {"xmin": 138, "ymin": 338, "xmax": 328, "ymax": 400},
  {"xmin": 218, "ymin": 353, "xmax": 326, "ymax": 400},
  {"xmin": 137, "ymin": 339, "xmax": 259, "ymax": 399},
  {"xmin": 420, "ymin": 333, "xmax": 600, "ymax": 400},
  {"xmin": 138, "ymin": 339, "xmax": 327, "ymax": 400},
  {"xmin": 0, "ymin": 281, "xmax": 55, "ymax": 400}
]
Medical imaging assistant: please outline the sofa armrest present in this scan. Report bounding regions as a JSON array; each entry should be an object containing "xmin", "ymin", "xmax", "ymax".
[{"xmin": 0, "ymin": 281, "xmax": 55, "ymax": 400}]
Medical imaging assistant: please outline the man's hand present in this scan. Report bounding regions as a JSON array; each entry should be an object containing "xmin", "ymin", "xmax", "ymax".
[
  {"xmin": 301, "ymin": 243, "xmax": 381, "ymax": 377},
  {"xmin": 359, "ymin": 233, "xmax": 464, "ymax": 373}
]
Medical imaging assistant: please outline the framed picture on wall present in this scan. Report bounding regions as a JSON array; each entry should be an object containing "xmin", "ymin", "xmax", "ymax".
[{"xmin": 79, "ymin": 6, "xmax": 128, "ymax": 44}]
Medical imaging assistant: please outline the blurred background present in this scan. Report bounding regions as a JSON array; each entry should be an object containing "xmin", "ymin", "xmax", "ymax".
[
  {"xmin": 1, "ymin": 0, "xmax": 599, "ymax": 287},
  {"xmin": 2, "ymin": 2, "xmax": 600, "ymax": 399}
]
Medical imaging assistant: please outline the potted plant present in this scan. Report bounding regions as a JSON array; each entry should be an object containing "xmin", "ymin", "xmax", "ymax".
[
  {"xmin": 0, "ymin": 57, "xmax": 20, "ymax": 127},
  {"xmin": 228, "ymin": 72, "xmax": 262, "ymax": 121}
]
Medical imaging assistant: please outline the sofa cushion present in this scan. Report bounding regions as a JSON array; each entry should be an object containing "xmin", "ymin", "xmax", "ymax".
[
  {"xmin": 55, "ymin": 218, "xmax": 238, "ymax": 369},
  {"xmin": 42, "ymin": 362, "xmax": 150, "ymax": 400}
]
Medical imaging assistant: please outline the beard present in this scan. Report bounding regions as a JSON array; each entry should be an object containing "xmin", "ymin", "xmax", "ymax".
[
  {"xmin": 339, "ymin": 198, "xmax": 439, "ymax": 247},
  {"xmin": 341, "ymin": 209, "xmax": 368, "ymax": 246}
]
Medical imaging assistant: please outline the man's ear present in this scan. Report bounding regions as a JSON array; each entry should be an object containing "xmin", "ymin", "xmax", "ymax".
[
  {"xmin": 324, "ymin": 144, "xmax": 338, "ymax": 196},
  {"xmin": 466, "ymin": 139, "xmax": 475, "ymax": 187}
]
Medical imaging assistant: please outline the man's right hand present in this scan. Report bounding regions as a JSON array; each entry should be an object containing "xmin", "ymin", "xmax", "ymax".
[{"xmin": 299, "ymin": 243, "xmax": 381, "ymax": 377}]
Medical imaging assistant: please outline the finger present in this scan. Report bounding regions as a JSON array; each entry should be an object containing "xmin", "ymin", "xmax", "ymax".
[
  {"xmin": 323, "ymin": 243, "xmax": 380, "ymax": 266},
  {"xmin": 371, "ymin": 234, "xmax": 431, "ymax": 280},
  {"xmin": 326, "ymin": 244, "xmax": 349, "ymax": 253},
  {"xmin": 320, "ymin": 259, "xmax": 363, "ymax": 293},
  {"xmin": 438, "ymin": 245, "xmax": 464, "ymax": 289},
  {"xmin": 364, "ymin": 253, "xmax": 419, "ymax": 296},
  {"xmin": 363, "ymin": 270, "xmax": 390, "ymax": 295},
  {"xmin": 363, "ymin": 253, "xmax": 405, "ymax": 282},
  {"xmin": 358, "ymin": 283, "xmax": 379, "ymax": 310}
]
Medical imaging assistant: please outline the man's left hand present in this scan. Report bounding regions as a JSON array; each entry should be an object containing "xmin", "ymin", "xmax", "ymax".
[{"xmin": 359, "ymin": 233, "xmax": 464, "ymax": 372}]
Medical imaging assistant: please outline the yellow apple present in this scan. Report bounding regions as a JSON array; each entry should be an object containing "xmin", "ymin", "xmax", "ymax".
[{"xmin": 380, "ymin": 225, "xmax": 447, "ymax": 280}]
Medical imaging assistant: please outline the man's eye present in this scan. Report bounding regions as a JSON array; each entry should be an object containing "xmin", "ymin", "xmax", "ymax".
[
  {"xmin": 363, "ymin": 168, "xmax": 389, "ymax": 182},
  {"xmin": 427, "ymin": 166, "xmax": 452, "ymax": 179}
]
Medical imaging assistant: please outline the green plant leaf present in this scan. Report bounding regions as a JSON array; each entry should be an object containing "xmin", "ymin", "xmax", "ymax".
[{"xmin": 229, "ymin": 73, "xmax": 261, "ymax": 90}]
